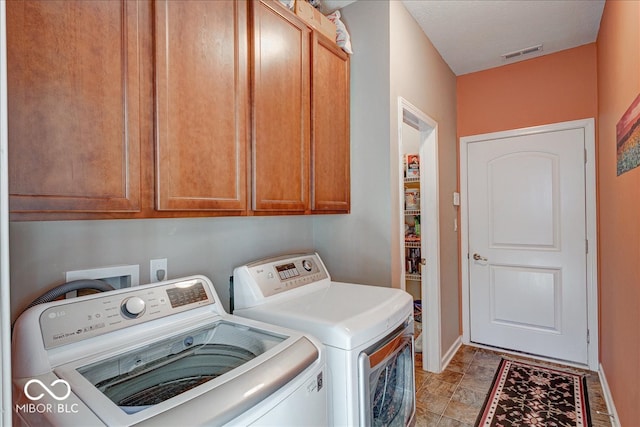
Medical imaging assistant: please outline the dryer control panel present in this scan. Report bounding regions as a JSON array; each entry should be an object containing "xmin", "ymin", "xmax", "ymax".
[
  {"xmin": 234, "ymin": 253, "xmax": 330, "ymax": 305},
  {"xmin": 38, "ymin": 276, "xmax": 215, "ymax": 349}
]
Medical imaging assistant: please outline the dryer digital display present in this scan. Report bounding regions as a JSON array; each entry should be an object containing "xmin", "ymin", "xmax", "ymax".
[{"xmin": 275, "ymin": 263, "xmax": 300, "ymax": 281}]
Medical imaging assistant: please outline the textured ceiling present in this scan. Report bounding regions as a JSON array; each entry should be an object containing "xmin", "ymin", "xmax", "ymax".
[{"xmin": 322, "ymin": 0, "xmax": 605, "ymax": 76}]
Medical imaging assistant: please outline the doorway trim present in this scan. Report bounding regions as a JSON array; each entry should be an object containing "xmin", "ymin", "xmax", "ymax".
[
  {"xmin": 459, "ymin": 118, "xmax": 598, "ymax": 370},
  {"xmin": 397, "ymin": 97, "xmax": 442, "ymax": 372},
  {"xmin": 0, "ymin": 4, "xmax": 12, "ymax": 423}
]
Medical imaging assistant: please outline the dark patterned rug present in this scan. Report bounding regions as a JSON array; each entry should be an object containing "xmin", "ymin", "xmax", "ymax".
[{"xmin": 475, "ymin": 358, "xmax": 591, "ymax": 427}]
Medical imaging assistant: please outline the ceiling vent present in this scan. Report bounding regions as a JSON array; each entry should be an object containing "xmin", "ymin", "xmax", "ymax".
[{"xmin": 501, "ymin": 44, "xmax": 543, "ymax": 61}]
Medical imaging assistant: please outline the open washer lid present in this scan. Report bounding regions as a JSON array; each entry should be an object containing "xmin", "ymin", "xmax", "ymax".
[{"xmin": 54, "ymin": 318, "xmax": 320, "ymax": 426}]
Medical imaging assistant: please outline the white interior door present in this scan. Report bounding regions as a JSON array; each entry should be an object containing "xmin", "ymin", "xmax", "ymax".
[{"xmin": 467, "ymin": 127, "xmax": 588, "ymax": 364}]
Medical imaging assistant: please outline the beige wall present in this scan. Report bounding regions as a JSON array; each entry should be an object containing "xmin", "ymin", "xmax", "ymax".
[
  {"xmin": 388, "ymin": 1, "xmax": 459, "ymax": 358},
  {"xmin": 596, "ymin": 1, "xmax": 640, "ymax": 424}
]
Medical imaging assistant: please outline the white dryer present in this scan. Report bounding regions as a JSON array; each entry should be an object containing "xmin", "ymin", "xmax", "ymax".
[
  {"xmin": 233, "ymin": 253, "xmax": 416, "ymax": 427},
  {"xmin": 12, "ymin": 275, "xmax": 327, "ymax": 426}
]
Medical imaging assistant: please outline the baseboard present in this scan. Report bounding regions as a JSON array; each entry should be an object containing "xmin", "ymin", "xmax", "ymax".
[
  {"xmin": 440, "ymin": 336, "xmax": 462, "ymax": 371},
  {"xmin": 598, "ymin": 363, "xmax": 620, "ymax": 427}
]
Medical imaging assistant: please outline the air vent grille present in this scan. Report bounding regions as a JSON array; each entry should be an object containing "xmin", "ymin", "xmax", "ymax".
[{"xmin": 502, "ymin": 44, "xmax": 543, "ymax": 60}]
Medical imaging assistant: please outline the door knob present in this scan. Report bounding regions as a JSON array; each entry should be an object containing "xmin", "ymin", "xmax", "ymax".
[
  {"xmin": 473, "ymin": 253, "xmax": 488, "ymax": 261},
  {"xmin": 420, "ymin": 258, "xmax": 426, "ymax": 265}
]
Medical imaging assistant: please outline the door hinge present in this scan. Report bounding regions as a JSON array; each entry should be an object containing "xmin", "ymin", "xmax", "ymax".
[
  {"xmin": 586, "ymin": 239, "xmax": 589, "ymax": 254},
  {"xmin": 584, "ymin": 148, "xmax": 588, "ymax": 164},
  {"xmin": 587, "ymin": 329, "xmax": 590, "ymax": 344}
]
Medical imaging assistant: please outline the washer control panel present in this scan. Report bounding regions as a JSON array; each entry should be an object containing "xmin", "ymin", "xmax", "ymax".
[
  {"xmin": 244, "ymin": 253, "xmax": 329, "ymax": 298},
  {"xmin": 39, "ymin": 277, "xmax": 215, "ymax": 349}
]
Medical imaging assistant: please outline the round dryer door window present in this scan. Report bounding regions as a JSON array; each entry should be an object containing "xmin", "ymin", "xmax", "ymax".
[{"xmin": 359, "ymin": 334, "xmax": 415, "ymax": 426}]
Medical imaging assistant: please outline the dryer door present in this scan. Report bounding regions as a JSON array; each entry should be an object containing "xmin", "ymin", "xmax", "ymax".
[{"xmin": 358, "ymin": 330, "xmax": 415, "ymax": 426}]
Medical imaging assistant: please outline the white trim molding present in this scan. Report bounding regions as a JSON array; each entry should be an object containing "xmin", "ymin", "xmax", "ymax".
[
  {"xmin": 397, "ymin": 97, "xmax": 442, "ymax": 373},
  {"xmin": 440, "ymin": 336, "xmax": 462, "ymax": 372},
  {"xmin": 0, "ymin": 2, "xmax": 12, "ymax": 425},
  {"xmin": 598, "ymin": 363, "xmax": 621, "ymax": 427}
]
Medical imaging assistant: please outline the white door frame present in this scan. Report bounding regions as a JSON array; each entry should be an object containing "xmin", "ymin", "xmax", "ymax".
[
  {"xmin": 460, "ymin": 118, "xmax": 598, "ymax": 370},
  {"xmin": 1, "ymin": 2, "xmax": 12, "ymax": 424},
  {"xmin": 397, "ymin": 97, "xmax": 441, "ymax": 372}
]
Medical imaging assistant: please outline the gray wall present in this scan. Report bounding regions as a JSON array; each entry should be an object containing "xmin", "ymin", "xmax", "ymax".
[
  {"xmin": 9, "ymin": 3, "xmax": 394, "ymax": 323},
  {"xmin": 314, "ymin": 0, "xmax": 461, "ymax": 359},
  {"xmin": 10, "ymin": 216, "xmax": 315, "ymax": 320},
  {"xmin": 313, "ymin": 0, "xmax": 392, "ymax": 287},
  {"xmin": 9, "ymin": 2, "xmax": 461, "ymax": 361}
]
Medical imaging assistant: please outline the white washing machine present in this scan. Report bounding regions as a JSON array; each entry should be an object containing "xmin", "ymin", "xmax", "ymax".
[
  {"xmin": 232, "ymin": 253, "xmax": 416, "ymax": 427},
  {"xmin": 12, "ymin": 275, "xmax": 328, "ymax": 426}
]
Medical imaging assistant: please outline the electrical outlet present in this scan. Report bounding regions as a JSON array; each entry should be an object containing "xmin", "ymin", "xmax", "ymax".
[{"xmin": 150, "ymin": 258, "xmax": 168, "ymax": 283}]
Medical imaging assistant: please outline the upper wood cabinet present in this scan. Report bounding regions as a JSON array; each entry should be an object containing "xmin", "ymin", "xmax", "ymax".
[
  {"xmin": 311, "ymin": 33, "xmax": 350, "ymax": 213},
  {"xmin": 155, "ymin": 0, "xmax": 248, "ymax": 212},
  {"xmin": 251, "ymin": 0, "xmax": 311, "ymax": 213},
  {"xmin": 7, "ymin": 0, "xmax": 144, "ymax": 214},
  {"xmin": 7, "ymin": 0, "xmax": 349, "ymax": 219},
  {"xmin": 251, "ymin": 0, "xmax": 350, "ymax": 214}
]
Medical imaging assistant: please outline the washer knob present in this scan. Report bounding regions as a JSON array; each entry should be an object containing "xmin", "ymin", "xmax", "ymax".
[{"xmin": 123, "ymin": 296, "xmax": 146, "ymax": 317}]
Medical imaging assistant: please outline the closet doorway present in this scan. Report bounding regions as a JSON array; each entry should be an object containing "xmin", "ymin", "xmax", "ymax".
[{"xmin": 397, "ymin": 97, "xmax": 441, "ymax": 372}]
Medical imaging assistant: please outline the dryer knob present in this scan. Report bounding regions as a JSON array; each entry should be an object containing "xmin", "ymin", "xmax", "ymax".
[
  {"xmin": 123, "ymin": 297, "xmax": 146, "ymax": 317},
  {"xmin": 302, "ymin": 259, "xmax": 313, "ymax": 271}
]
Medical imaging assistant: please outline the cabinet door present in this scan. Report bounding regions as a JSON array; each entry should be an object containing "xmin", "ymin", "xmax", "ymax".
[
  {"xmin": 252, "ymin": 0, "xmax": 310, "ymax": 212},
  {"xmin": 311, "ymin": 34, "xmax": 350, "ymax": 213},
  {"xmin": 7, "ymin": 0, "xmax": 143, "ymax": 213},
  {"xmin": 155, "ymin": 0, "xmax": 248, "ymax": 211}
]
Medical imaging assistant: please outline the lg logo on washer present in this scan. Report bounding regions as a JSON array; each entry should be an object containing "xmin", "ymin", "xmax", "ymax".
[{"xmin": 15, "ymin": 379, "xmax": 79, "ymax": 414}]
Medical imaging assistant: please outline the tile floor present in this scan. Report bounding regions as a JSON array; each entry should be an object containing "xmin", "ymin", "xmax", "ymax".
[{"xmin": 413, "ymin": 345, "xmax": 613, "ymax": 426}]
